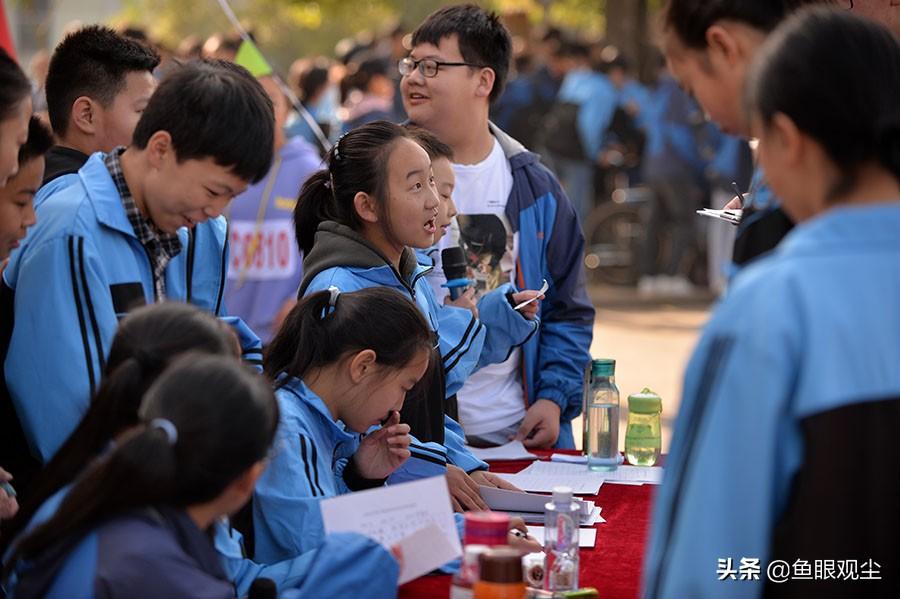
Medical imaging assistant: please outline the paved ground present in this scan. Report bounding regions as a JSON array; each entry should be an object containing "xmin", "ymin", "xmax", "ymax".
[{"xmin": 571, "ymin": 285, "xmax": 715, "ymax": 452}]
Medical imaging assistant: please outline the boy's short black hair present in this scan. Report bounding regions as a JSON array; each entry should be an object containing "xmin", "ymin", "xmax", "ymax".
[
  {"xmin": 411, "ymin": 4, "xmax": 511, "ymax": 103},
  {"xmin": 45, "ymin": 25, "xmax": 160, "ymax": 137},
  {"xmin": 405, "ymin": 125, "xmax": 453, "ymax": 161},
  {"xmin": 131, "ymin": 60, "xmax": 274, "ymax": 184},
  {"xmin": 18, "ymin": 117, "xmax": 54, "ymax": 166},
  {"xmin": 662, "ymin": 0, "xmax": 832, "ymax": 50}
]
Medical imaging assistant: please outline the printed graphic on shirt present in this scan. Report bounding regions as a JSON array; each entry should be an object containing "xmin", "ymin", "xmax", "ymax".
[
  {"xmin": 458, "ymin": 213, "xmax": 515, "ymax": 297},
  {"xmin": 228, "ymin": 220, "xmax": 298, "ymax": 281}
]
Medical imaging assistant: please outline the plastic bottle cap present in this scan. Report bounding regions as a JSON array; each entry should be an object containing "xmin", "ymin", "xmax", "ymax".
[
  {"xmin": 464, "ymin": 511, "xmax": 510, "ymax": 547},
  {"xmin": 478, "ymin": 548, "xmax": 524, "ymax": 584},
  {"xmin": 628, "ymin": 387, "xmax": 662, "ymax": 413},
  {"xmin": 591, "ymin": 358, "xmax": 615, "ymax": 377},
  {"xmin": 552, "ymin": 486, "xmax": 573, "ymax": 503}
]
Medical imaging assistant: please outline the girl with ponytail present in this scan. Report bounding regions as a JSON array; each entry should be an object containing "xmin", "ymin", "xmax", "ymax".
[
  {"xmin": 1, "ymin": 301, "xmax": 238, "ymax": 552},
  {"xmin": 293, "ymin": 120, "xmax": 538, "ymax": 513},
  {"xmin": 645, "ymin": 9, "xmax": 900, "ymax": 597},
  {"xmin": 2, "ymin": 302, "xmax": 404, "ymax": 598},
  {"xmin": 4, "ymin": 354, "xmax": 279, "ymax": 598},
  {"xmin": 256, "ymin": 286, "xmax": 539, "ymax": 567}
]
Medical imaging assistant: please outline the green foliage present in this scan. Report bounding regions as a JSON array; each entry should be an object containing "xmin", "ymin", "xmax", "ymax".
[{"xmin": 117, "ymin": 0, "xmax": 612, "ymax": 71}]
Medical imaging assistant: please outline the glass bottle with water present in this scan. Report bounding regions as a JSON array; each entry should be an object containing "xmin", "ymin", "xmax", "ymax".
[
  {"xmin": 543, "ymin": 486, "xmax": 580, "ymax": 591},
  {"xmin": 583, "ymin": 358, "xmax": 620, "ymax": 471}
]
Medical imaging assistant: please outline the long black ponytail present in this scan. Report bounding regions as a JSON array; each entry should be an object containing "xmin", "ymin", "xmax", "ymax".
[
  {"xmin": 3, "ymin": 354, "xmax": 277, "ymax": 580},
  {"xmin": 1, "ymin": 303, "xmax": 238, "ymax": 554}
]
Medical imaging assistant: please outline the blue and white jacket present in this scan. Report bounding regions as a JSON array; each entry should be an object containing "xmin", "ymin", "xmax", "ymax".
[
  {"xmin": 298, "ymin": 221, "xmax": 488, "ymax": 473},
  {"xmin": 487, "ymin": 124, "xmax": 595, "ymax": 448},
  {"xmin": 2, "ymin": 152, "xmax": 261, "ymax": 463},
  {"xmin": 644, "ymin": 204, "xmax": 900, "ymax": 598}
]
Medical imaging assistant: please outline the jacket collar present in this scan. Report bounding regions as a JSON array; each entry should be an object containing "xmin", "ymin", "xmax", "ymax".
[
  {"xmin": 278, "ymin": 375, "xmax": 357, "ymax": 446},
  {"xmin": 78, "ymin": 152, "xmax": 139, "ymax": 238},
  {"xmin": 299, "ymin": 220, "xmax": 428, "ymax": 295}
]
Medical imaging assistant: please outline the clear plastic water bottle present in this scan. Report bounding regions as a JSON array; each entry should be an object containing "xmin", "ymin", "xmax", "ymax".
[
  {"xmin": 543, "ymin": 486, "xmax": 580, "ymax": 591},
  {"xmin": 625, "ymin": 388, "xmax": 662, "ymax": 467},
  {"xmin": 583, "ymin": 358, "xmax": 620, "ymax": 471}
]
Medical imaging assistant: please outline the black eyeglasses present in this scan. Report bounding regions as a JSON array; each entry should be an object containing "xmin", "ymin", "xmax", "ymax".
[{"xmin": 398, "ymin": 57, "xmax": 485, "ymax": 78}]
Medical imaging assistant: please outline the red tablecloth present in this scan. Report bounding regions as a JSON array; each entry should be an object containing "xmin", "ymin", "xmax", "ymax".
[{"xmin": 399, "ymin": 451, "xmax": 656, "ymax": 599}]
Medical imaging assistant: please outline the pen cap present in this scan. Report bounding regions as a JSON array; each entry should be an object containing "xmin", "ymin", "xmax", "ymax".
[
  {"xmin": 627, "ymin": 388, "xmax": 662, "ymax": 414},
  {"xmin": 479, "ymin": 548, "xmax": 525, "ymax": 584}
]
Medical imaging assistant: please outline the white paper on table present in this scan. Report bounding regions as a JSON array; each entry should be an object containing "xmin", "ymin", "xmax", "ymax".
[
  {"xmin": 478, "ymin": 485, "xmax": 551, "ymax": 512},
  {"xmin": 527, "ymin": 526, "xmax": 597, "ymax": 548},
  {"xmin": 497, "ymin": 461, "xmax": 610, "ymax": 494},
  {"xmin": 598, "ymin": 465, "xmax": 664, "ymax": 485},
  {"xmin": 319, "ymin": 476, "xmax": 461, "ymax": 584},
  {"xmin": 495, "ymin": 472, "xmax": 604, "ymax": 495},
  {"xmin": 467, "ymin": 440, "xmax": 538, "ymax": 461}
]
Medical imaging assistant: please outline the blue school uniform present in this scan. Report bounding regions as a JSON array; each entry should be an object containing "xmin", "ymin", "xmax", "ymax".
[
  {"xmin": 298, "ymin": 222, "xmax": 489, "ymax": 474},
  {"xmin": 2, "ymin": 152, "xmax": 261, "ymax": 463},
  {"xmin": 644, "ymin": 204, "xmax": 900, "ymax": 598}
]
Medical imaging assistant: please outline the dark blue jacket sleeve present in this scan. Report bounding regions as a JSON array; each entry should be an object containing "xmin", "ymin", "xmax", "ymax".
[{"xmin": 536, "ymin": 170, "xmax": 595, "ymax": 422}]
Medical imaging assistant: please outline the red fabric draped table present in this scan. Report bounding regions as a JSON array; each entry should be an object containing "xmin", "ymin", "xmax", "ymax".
[{"xmin": 399, "ymin": 450, "xmax": 656, "ymax": 599}]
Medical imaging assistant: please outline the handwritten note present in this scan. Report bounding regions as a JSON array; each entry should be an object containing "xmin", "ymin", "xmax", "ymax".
[{"xmin": 319, "ymin": 476, "xmax": 461, "ymax": 584}]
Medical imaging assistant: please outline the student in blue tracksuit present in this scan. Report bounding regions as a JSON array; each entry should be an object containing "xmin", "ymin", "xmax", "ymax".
[
  {"xmin": 293, "ymin": 122, "xmax": 536, "ymax": 510},
  {"xmin": 3, "ymin": 355, "xmax": 296, "ymax": 598},
  {"xmin": 405, "ymin": 126, "xmax": 542, "ymax": 378},
  {"xmin": 254, "ymin": 286, "xmax": 431, "ymax": 563},
  {"xmin": 254, "ymin": 287, "xmax": 541, "ymax": 564},
  {"xmin": 0, "ymin": 302, "xmax": 393, "ymax": 597},
  {"xmin": 645, "ymin": 10, "xmax": 900, "ymax": 598},
  {"xmin": 401, "ymin": 5, "xmax": 594, "ymax": 449},
  {"xmin": 2, "ymin": 60, "xmax": 274, "ymax": 467},
  {"xmin": 34, "ymin": 26, "xmax": 159, "ymax": 200}
]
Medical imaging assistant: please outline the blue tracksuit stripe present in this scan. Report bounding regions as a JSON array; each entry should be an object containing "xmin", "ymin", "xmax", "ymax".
[
  {"xmin": 444, "ymin": 321, "xmax": 486, "ymax": 374},
  {"xmin": 297, "ymin": 434, "xmax": 321, "ymax": 497},
  {"xmin": 441, "ymin": 313, "xmax": 479, "ymax": 365},
  {"xmin": 66, "ymin": 236, "xmax": 96, "ymax": 397},
  {"xmin": 76, "ymin": 236, "xmax": 106, "ymax": 375}
]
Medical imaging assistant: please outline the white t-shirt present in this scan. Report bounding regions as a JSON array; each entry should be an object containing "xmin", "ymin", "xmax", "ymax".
[{"xmin": 428, "ymin": 138, "xmax": 524, "ymax": 436}]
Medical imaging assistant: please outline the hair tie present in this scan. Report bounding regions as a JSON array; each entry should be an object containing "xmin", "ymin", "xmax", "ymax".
[
  {"xmin": 328, "ymin": 286, "xmax": 341, "ymax": 308},
  {"xmin": 150, "ymin": 418, "xmax": 178, "ymax": 446},
  {"xmin": 322, "ymin": 286, "xmax": 341, "ymax": 320},
  {"xmin": 332, "ymin": 134, "xmax": 347, "ymax": 162}
]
